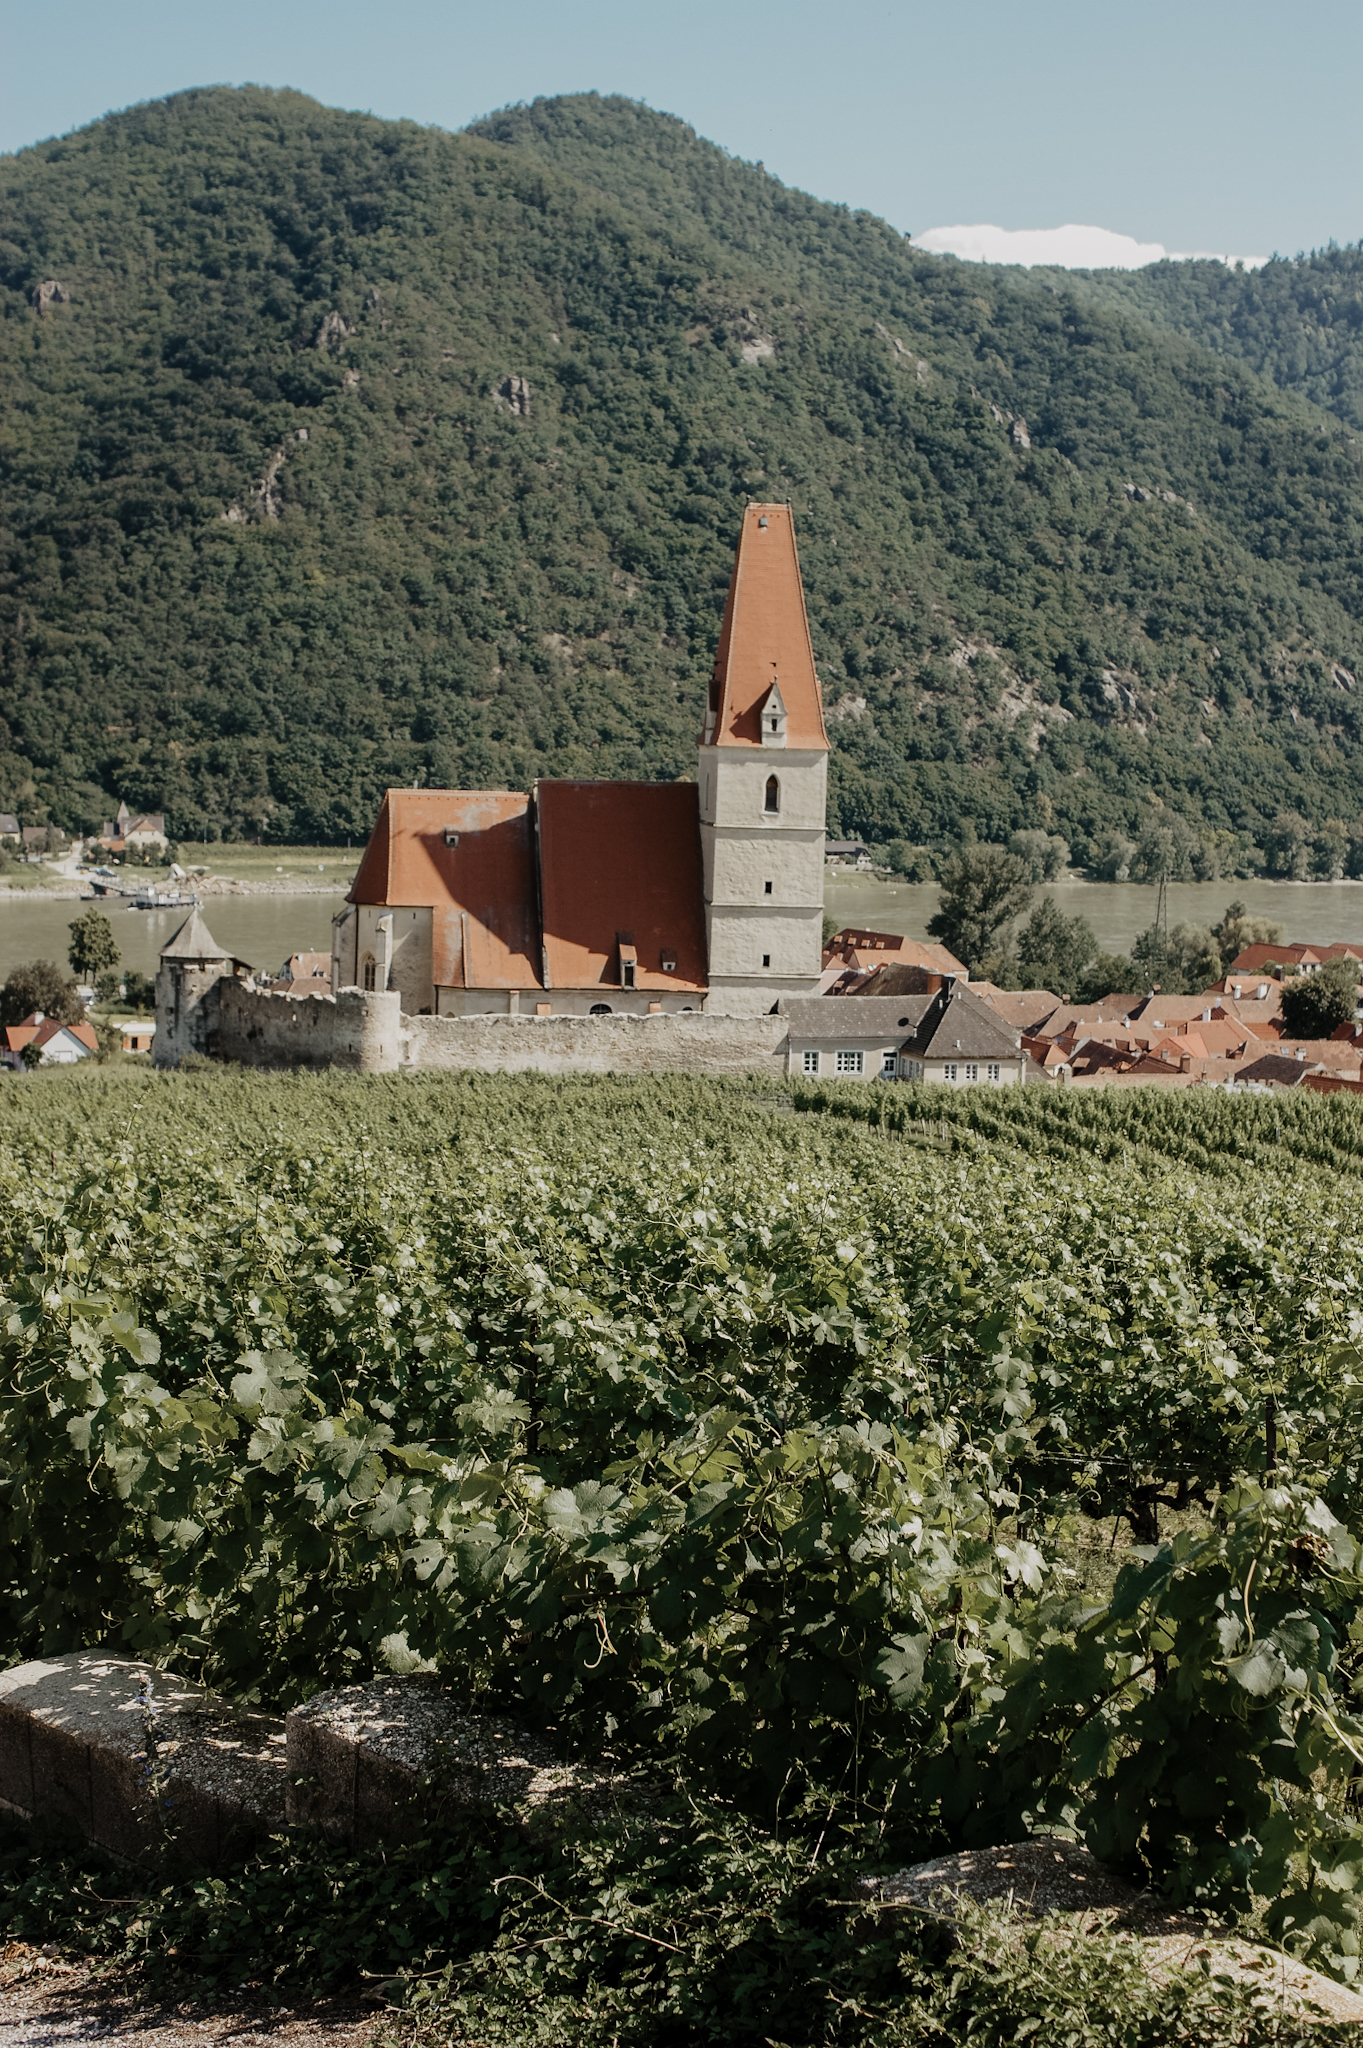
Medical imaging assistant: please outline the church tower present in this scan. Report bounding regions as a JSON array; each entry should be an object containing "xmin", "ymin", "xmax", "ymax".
[{"xmin": 699, "ymin": 504, "xmax": 829, "ymax": 1013}]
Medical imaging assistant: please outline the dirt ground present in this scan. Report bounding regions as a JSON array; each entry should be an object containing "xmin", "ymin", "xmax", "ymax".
[{"xmin": 0, "ymin": 1948, "xmax": 388, "ymax": 2048}]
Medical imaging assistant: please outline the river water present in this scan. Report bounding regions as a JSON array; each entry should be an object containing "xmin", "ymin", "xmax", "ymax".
[
  {"xmin": 0, "ymin": 892, "xmax": 351, "ymax": 984},
  {"xmin": 823, "ymin": 873, "xmax": 1363, "ymax": 956},
  {"xmin": 3, "ymin": 874, "xmax": 1361, "ymax": 990}
]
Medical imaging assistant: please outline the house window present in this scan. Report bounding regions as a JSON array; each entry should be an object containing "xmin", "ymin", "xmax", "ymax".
[
  {"xmin": 764, "ymin": 775, "xmax": 780, "ymax": 814},
  {"xmin": 943, "ymin": 1062, "xmax": 958, "ymax": 1082},
  {"xmin": 836, "ymin": 1050, "xmax": 864, "ymax": 1075},
  {"xmin": 762, "ymin": 953, "xmax": 771, "ymax": 968},
  {"xmin": 362, "ymin": 954, "xmax": 377, "ymax": 992},
  {"xmin": 881, "ymin": 1052, "xmax": 897, "ymax": 1077},
  {"xmin": 803, "ymin": 1050, "xmax": 820, "ymax": 1074},
  {"xmin": 987, "ymin": 1063, "xmax": 1001, "ymax": 1082},
  {"xmin": 589, "ymin": 1003, "xmax": 613, "ymax": 1015},
  {"xmin": 764, "ymin": 879, "xmax": 773, "ymax": 894},
  {"xmin": 965, "ymin": 1062, "xmax": 978, "ymax": 1082},
  {"xmin": 622, "ymin": 960, "xmax": 636, "ymax": 988}
]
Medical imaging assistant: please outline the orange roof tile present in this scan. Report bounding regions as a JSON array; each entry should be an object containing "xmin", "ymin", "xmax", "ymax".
[
  {"xmin": 705, "ymin": 504, "xmax": 828, "ymax": 751},
  {"xmin": 348, "ymin": 789, "xmax": 541, "ymax": 990},
  {"xmin": 536, "ymin": 782, "xmax": 707, "ymax": 992}
]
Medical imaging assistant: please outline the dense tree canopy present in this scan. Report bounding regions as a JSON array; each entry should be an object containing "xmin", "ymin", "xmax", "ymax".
[{"xmin": 5, "ymin": 89, "xmax": 1363, "ymax": 854}]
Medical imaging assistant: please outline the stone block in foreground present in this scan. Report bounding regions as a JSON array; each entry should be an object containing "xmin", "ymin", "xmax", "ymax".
[
  {"xmin": 871, "ymin": 1840, "xmax": 1363, "ymax": 2027},
  {"xmin": 0, "ymin": 1651, "xmax": 286, "ymax": 1866},
  {"xmin": 285, "ymin": 1677, "xmax": 641, "ymax": 1842}
]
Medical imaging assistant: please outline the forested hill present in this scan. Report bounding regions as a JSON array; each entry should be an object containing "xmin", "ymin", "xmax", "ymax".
[
  {"xmin": 5, "ymin": 89, "xmax": 1363, "ymax": 858},
  {"xmin": 1061, "ymin": 246, "xmax": 1363, "ymax": 437}
]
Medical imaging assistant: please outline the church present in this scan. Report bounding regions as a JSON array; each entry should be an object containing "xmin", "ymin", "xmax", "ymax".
[{"xmin": 330, "ymin": 503, "xmax": 829, "ymax": 1019}]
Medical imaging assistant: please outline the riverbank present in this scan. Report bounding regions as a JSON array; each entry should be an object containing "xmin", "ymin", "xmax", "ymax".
[{"xmin": 0, "ymin": 875, "xmax": 347, "ymax": 902}]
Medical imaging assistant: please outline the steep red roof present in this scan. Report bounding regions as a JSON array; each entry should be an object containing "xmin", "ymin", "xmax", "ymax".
[
  {"xmin": 705, "ymin": 504, "xmax": 828, "ymax": 750},
  {"xmin": 537, "ymin": 782, "xmax": 707, "ymax": 992},
  {"xmin": 348, "ymin": 789, "xmax": 541, "ymax": 989}
]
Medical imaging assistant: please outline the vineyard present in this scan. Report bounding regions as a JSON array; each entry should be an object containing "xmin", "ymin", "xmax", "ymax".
[{"xmin": 3, "ymin": 1066, "xmax": 1363, "ymax": 2043}]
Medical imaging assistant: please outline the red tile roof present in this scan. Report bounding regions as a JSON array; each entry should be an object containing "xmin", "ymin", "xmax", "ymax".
[
  {"xmin": 537, "ymin": 782, "xmax": 707, "ymax": 992},
  {"xmin": 706, "ymin": 504, "xmax": 828, "ymax": 751},
  {"xmin": 824, "ymin": 928, "xmax": 968, "ymax": 977},
  {"xmin": 348, "ymin": 789, "xmax": 541, "ymax": 989},
  {"xmin": 4, "ymin": 1016, "xmax": 98, "ymax": 1055}
]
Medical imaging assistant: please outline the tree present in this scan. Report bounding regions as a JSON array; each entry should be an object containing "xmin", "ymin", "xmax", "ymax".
[
  {"xmin": 1075, "ymin": 951, "xmax": 1142, "ymax": 1004},
  {"xmin": 1008, "ymin": 829, "xmax": 1070, "ymax": 883},
  {"xmin": 0, "ymin": 961, "xmax": 83, "ymax": 1027},
  {"xmin": 1013, "ymin": 899, "xmax": 1097, "ymax": 997},
  {"xmin": 1132, "ymin": 812, "xmax": 1201, "ymax": 883},
  {"xmin": 882, "ymin": 839, "xmax": 937, "ymax": 882},
  {"xmin": 1094, "ymin": 834, "xmax": 1137, "ymax": 881},
  {"xmin": 927, "ymin": 846, "xmax": 1034, "ymax": 975},
  {"xmin": 18, "ymin": 1040, "xmax": 44, "ymax": 1071},
  {"xmin": 67, "ymin": 909, "xmax": 119, "ymax": 982},
  {"xmin": 1130, "ymin": 922, "xmax": 1222, "ymax": 996},
  {"xmin": 1281, "ymin": 956, "xmax": 1360, "ymax": 1037},
  {"xmin": 123, "ymin": 970, "xmax": 155, "ymax": 1011},
  {"xmin": 91, "ymin": 1018, "xmax": 124, "ymax": 1063},
  {"xmin": 1213, "ymin": 900, "xmax": 1283, "ymax": 966},
  {"xmin": 1263, "ymin": 812, "xmax": 1313, "ymax": 880}
]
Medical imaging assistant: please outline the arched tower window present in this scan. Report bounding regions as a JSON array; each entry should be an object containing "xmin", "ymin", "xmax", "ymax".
[
  {"xmin": 764, "ymin": 775, "xmax": 780, "ymax": 815},
  {"xmin": 362, "ymin": 954, "xmax": 377, "ymax": 992}
]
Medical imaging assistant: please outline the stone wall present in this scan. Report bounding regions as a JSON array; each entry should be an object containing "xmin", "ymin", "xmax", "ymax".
[
  {"xmin": 171, "ymin": 976, "xmax": 788, "ymax": 1077},
  {"xmin": 404, "ymin": 1009, "xmax": 787, "ymax": 1076},
  {"xmin": 206, "ymin": 982, "xmax": 405, "ymax": 1071}
]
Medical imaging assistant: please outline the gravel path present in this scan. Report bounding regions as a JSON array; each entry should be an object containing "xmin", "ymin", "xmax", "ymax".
[{"xmin": 0, "ymin": 1951, "xmax": 383, "ymax": 2048}]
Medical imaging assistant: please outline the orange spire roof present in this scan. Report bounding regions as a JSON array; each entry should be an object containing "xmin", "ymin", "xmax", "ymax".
[{"xmin": 705, "ymin": 503, "xmax": 828, "ymax": 750}]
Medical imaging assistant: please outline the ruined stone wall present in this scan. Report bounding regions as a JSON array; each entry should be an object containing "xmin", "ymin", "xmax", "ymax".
[
  {"xmin": 205, "ymin": 982, "xmax": 405, "ymax": 1071},
  {"xmin": 403, "ymin": 1009, "xmax": 788, "ymax": 1076},
  {"xmin": 178, "ymin": 977, "xmax": 787, "ymax": 1077}
]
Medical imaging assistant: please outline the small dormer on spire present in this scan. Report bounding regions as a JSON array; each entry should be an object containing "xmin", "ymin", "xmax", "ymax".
[{"xmin": 760, "ymin": 676, "xmax": 788, "ymax": 748}]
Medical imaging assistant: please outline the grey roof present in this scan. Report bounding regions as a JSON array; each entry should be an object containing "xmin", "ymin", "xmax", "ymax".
[
  {"xmin": 1233, "ymin": 1053, "xmax": 1317, "ymax": 1088},
  {"xmin": 908, "ymin": 985, "xmax": 1026, "ymax": 1062},
  {"xmin": 159, "ymin": 909, "xmax": 250, "ymax": 971},
  {"xmin": 779, "ymin": 996, "xmax": 932, "ymax": 1038}
]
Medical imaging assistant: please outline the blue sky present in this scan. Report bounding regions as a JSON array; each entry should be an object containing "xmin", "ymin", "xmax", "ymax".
[{"xmin": 2, "ymin": 0, "xmax": 1359, "ymax": 258}]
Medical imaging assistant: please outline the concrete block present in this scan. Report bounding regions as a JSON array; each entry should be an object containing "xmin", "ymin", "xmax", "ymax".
[
  {"xmin": 286, "ymin": 1677, "xmax": 644, "ymax": 1842},
  {"xmin": 0, "ymin": 1651, "xmax": 287, "ymax": 1866}
]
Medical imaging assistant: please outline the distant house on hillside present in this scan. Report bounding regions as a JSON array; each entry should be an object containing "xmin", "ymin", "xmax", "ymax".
[
  {"xmin": 120, "ymin": 1021, "xmax": 156, "ymax": 1055},
  {"xmin": 0, "ymin": 814, "xmax": 18, "ymax": 841},
  {"xmin": 101, "ymin": 802, "xmax": 167, "ymax": 855},
  {"xmin": 825, "ymin": 840, "xmax": 873, "ymax": 868},
  {"xmin": 2, "ymin": 1013, "xmax": 99, "ymax": 1068}
]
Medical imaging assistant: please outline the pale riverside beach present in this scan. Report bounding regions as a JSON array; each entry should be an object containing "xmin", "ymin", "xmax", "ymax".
[
  {"xmin": 0, "ymin": 890, "xmax": 353, "ymax": 983},
  {"xmin": 824, "ymin": 872, "xmax": 1363, "ymax": 958}
]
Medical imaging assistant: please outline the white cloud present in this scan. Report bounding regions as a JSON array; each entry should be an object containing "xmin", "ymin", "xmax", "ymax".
[{"xmin": 912, "ymin": 223, "xmax": 1267, "ymax": 271}]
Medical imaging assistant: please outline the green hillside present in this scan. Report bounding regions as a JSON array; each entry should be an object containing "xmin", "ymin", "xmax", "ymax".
[
  {"xmin": 4, "ymin": 87, "xmax": 1363, "ymax": 861},
  {"xmin": 1061, "ymin": 245, "xmax": 1363, "ymax": 435}
]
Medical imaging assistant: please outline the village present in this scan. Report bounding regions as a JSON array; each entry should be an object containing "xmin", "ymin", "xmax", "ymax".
[{"xmin": 5, "ymin": 502, "xmax": 1363, "ymax": 1091}]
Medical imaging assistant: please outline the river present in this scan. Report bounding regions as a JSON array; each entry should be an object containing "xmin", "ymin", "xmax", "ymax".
[
  {"xmin": 0, "ymin": 892, "xmax": 352, "ymax": 984},
  {"xmin": 824, "ymin": 873, "xmax": 1363, "ymax": 956},
  {"xmin": 3, "ymin": 873, "xmax": 1360, "ymax": 991}
]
